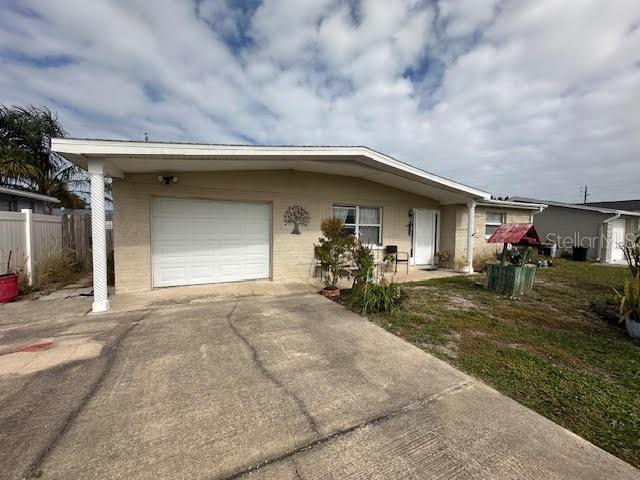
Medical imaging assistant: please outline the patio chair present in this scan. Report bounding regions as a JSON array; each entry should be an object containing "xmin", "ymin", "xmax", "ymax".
[{"xmin": 384, "ymin": 245, "xmax": 409, "ymax": 274}]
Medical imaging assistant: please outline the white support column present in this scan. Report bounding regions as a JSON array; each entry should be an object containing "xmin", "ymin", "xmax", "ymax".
[
  {"xmin": 466, "ymin": 201, "xmax": 476, "ymax": 273},
  {"xmin": 21, "ymin": 208, "xmax": 34, "ymax": 286},
  {"xmin": 88, "ymin": 159, "xmax": 109, "ymax": 312}
]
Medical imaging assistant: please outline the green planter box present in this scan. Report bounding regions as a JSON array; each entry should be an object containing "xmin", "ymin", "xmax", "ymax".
[{"xmin": 485, "ymin": 264, "xmax": 536, "ymax": 296}]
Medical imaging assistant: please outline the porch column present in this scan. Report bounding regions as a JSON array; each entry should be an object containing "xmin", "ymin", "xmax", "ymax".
[
  {"xmin": 88, "ymin": 159, "xmax": 109, "ymax": 313},
  {"xmin": 466, "ymin": 201, "xmax": 476, "ymax": 273}
]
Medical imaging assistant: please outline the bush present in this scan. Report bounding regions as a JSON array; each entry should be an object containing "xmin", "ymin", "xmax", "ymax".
[
  {"xmin": 32, "ymin": 250, "xmax": 82, "ymax": 290},
  {"xmin": 351, "ymin": 240, "xmax": 375, "ymax": 289},
  {"xmin": 347, "ymin": 281, "xmax": 406, "ymax": 314},
  {"xmin": 314, "ymin": 218, "xmax": 356, "ymax": 289}
]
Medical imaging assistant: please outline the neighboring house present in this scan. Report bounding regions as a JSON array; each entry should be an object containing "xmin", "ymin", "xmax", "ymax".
[
  {"xmin": 584, "ymin": 200, "xmax": 640, "ymax": 212},
  {"xmin": 52, "ymin": 138, "xmax": 544, "ymax": 312},
  {"xmin": 0, "ymin": 186, "xmax": 60, "ymax": 213},
  {"xmin": 512, "ymin": 197, "xmax": 640, "ymax": 263}
]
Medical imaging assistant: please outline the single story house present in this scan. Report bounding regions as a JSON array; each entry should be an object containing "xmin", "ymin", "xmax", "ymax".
[
  {"xmin": 584, "ymin": 200, "xmax": 640, "ymax": 212},
  {"xmin": 0, "ymin": 186, "xmax": 60, "ymax": 213},
  {"xmin": 52, "ymin": 138, "xmax": 544, "ymax": 312},
  {"xmin": 512, "ymin": 197, "xmax": 640, "ymax": 263}
]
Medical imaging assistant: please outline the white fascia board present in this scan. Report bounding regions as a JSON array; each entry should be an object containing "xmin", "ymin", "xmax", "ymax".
[
  {"xmin": 52, "ymin": 138, "xmax": 492, "ymax": 200},
  {"xmin": 478, "ymin": 199, "xmax": 548, "ymax": 210},
  {"xmin": 0, "ymin": 186, "xmax": 60, "ymax": 203}
]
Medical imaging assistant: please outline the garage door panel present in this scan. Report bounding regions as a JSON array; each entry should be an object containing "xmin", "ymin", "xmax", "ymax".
[{"xmin": 152, "ymin": 198, "xmax": 270, "ymax": 287}]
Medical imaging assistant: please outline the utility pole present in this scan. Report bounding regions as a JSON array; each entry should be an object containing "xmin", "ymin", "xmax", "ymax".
[{"xmin": 580, "ymin": 185, "xmax": 589, "ymax": 204}]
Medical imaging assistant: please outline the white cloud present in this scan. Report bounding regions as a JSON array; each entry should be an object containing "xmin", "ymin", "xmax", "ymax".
[{"xmin": 1, "ymin": 0, "xmax": 639, "ymax": 201}]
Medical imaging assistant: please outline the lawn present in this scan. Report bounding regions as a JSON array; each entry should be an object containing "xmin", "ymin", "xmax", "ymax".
[{"xmin": 370, "ymin": 259, "xmax": 640, "ymax": 468}]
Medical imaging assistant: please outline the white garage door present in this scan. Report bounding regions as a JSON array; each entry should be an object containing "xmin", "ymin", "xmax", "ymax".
[{"xmin": 152, "ymin": 197, "xmax": 270, "ymax": 287}]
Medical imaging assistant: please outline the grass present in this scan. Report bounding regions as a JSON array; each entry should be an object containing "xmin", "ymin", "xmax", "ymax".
[{"xmin": 369, "ymin": 259, "xmax": 640, "ymax": 468}]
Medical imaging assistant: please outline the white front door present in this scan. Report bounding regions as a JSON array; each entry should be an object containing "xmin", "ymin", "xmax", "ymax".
[
  {"xmin": 413, "ymin": 209, "xmax": 437, "ymax": 265},
  {"xmin": 610, "ymin": 219, "xmax": 626, "ymax": 263},
  {"xmin": 152, "ymin": 197, "xmax": 270, "ymax": 287}
]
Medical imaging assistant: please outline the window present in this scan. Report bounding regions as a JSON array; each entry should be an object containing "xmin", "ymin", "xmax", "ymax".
[
  {"xmin": 333, "ymin": 205, "xmax": 382, "ymax": 245},
  {"xmin": 485, "ymin": 212, "xmax": 505, "ymax": 239}
]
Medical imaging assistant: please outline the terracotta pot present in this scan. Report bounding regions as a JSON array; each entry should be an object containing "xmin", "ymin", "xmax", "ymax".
[{"xmin": 321, "ymin": 288, "xmax": 340, "ymax": 298}]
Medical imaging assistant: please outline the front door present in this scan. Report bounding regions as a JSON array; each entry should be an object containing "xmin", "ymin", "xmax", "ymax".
[
  {"xmin": 610, "ymin": 219, "xmax": 626, "ymax": 263},
  {"xmin": 413, "ymin": 209, "xmax": 437, "ymax": 265}
]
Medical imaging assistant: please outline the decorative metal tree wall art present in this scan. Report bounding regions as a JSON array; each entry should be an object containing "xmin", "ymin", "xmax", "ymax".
[{"xmin": 284, "ymin": 204, "xmax": 311, "ymax": 234}]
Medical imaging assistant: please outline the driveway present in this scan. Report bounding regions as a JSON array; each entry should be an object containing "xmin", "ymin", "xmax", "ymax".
[{"xmin": 1, "ymin": 293, "xmax": 638, "ymax": 479}]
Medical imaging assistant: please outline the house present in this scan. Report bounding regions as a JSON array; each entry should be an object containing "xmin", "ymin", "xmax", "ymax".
[
  {"xmin": 51, "ymin": 138, "xmax": 545, "ymax": 312},
  {"xmin": 512, "ymin": 197, "xmax": 640, "ymax": 263},
  {"xmin": 0, "ymin": 186, "xmax": 60, "ymax": 213},
  {"xmin": 584, "ymin": 200, "xmax": 640, "ymax": 212}
]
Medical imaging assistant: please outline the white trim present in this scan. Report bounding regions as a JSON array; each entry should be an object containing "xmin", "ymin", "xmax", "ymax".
[
  {"xmin": 52, "ymin": 138, "xmax": 492, "ymax": 200},
  {"xmin": 477, "ymin": 199, "xmax": 546, "ymax": 210},
  {"xmin": 0, "ymin": 186, "xmax": 60, "ymax": 203}
]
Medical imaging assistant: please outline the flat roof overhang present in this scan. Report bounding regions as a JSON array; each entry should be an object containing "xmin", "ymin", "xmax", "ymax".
[{"xmin": 52, "ymin": 138, "xmax": 493, "ymax": 205}]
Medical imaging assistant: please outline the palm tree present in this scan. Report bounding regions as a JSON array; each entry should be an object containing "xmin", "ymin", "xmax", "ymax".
[{"xmin": 0, "ymin": 105, "xmax": 86, "ymax": 210}]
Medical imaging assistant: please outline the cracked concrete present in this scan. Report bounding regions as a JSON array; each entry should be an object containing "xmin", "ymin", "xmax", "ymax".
[{"xmin": 1, "ymin": 293, "xmax": 638, "ymax": 479}]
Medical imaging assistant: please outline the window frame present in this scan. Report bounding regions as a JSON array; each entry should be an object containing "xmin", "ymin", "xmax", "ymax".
[
  {"xmin": 485, "ymin": 211, "xmax": 506, "ymax": 240},
  {"xmin": 333, "ymin": 204, "xmax": 383, "ymax": 246}
]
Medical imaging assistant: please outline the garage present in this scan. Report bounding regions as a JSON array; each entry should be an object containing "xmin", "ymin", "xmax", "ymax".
[{"xmin": 152, "ymin": 197, "xmax": 270, "ymax": 287}]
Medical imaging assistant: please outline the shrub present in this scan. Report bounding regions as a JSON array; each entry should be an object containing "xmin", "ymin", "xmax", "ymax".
[
  {"xmin": 33, "ymin": 250, "xmax": 82, "ymax": 290},
  {"xmin": 351, "ymin": 239, "xmax": 375, "ymax": 289},
  {"xmin": 314, "ymin": 217, "xmax": 356, "ymax": 289},
  {"xmin": 347, "ymin": 281, "xmax": 406, "ymax": 314},
  {"xmin": 616, "ymin": 274, "xmax": 640, "ymax": 322}
]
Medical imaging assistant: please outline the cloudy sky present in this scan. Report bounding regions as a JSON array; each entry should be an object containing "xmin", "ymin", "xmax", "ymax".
[{"xmin": 1, "ymin": 0, "xmax": 639, "ymax": 202}]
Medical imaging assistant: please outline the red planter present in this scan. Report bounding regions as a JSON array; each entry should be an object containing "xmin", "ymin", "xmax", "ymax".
[{"xmin": 0, "ymin": 274, "xmax": 19, "ymax": 304}]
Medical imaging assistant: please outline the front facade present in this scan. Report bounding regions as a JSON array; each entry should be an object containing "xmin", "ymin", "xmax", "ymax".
[
  {"xmin": 513, "ymin": 198, "xmax": 640, "ymax": 263},
  {"xmin": 52, "ymin": 139, "xmax": 542, "ymax": 311}
]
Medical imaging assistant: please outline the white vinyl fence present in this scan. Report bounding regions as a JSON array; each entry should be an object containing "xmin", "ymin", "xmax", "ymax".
[{"xmin": 0, "ymin": 209, "xmax": 62, "ymax": 283}]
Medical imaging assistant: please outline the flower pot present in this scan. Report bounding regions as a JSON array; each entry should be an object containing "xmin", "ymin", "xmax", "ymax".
[
  {"xmin": 626, "ymin": 319, "xmax": 640, "ymax": 339},
  {"xmin": 321, "ymin": 288, "xmax": 340, "ymax": 299},
  {"xmin": 0, "ymin": 274, "xmax": 19, "ymax": 304}
]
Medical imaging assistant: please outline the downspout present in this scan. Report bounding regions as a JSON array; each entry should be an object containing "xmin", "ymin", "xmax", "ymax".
[{"xmin": 600, "ymin": 211, "xmax": 622, "ymax": 263}]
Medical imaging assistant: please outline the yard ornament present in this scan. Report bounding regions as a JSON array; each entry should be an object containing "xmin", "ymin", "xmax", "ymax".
[{"xmin": 284, "ymin": 204, "xmax": 311, "ymax": 234}]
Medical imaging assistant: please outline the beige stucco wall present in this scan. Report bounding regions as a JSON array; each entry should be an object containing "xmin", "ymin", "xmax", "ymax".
[
  {"xmin": 439, "ymin": 205, "xmax": 534, "ymax": 269},
  {"xmin": 112, "ymin": 170, "xmax": 440, "ymax": 293}
]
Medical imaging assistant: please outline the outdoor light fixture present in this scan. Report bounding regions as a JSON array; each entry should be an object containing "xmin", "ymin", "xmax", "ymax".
[{"xmin": 157, "ymin": 175, "xmax": 178, "ymax": 185}]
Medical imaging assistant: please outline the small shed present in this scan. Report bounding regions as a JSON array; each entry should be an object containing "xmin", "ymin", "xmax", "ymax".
[{"xmin": 485, "ymin": 224, "xmax": 540, "ymax": 296}]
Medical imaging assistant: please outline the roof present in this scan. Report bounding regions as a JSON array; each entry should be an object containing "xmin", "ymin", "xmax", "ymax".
[
  {"xmin": 477, "ymin": 199, "xmax": 546, "ymax": 211},
  {"xmin": 487, "ymin": 223, "xmax": 541, "ymax": 247},
  {"xmin": 584, "ymin": 200, "xmax": 640, "ymax": 212},
  {"xmin": 511, "ymin": 197, "xmax": 640, "ymax": 217},
  {"xmin": 51, "ymin": 137, "xmax": 492, "ymax": 205},
  {"xmin": 0, "ymin": 186, "xmax": 60, "ymax": 203}
]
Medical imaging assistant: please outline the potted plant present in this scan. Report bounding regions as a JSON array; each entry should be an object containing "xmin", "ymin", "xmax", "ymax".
[
  {"xmin": 314, "ymin": 218, "xmax": 356, "ymax": 297},
  {"xmin": 616, "ymin": 273, "xmax": 640, "ymax": 339},
  {"xmin": 0, "ymin": 251, "xmax": 19, "ymax": 304}
]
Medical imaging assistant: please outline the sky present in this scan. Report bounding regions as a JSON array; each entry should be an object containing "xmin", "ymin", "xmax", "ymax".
[{"xmin": 1, "ymin": 0, "xmax": 639, "ymax": 202}]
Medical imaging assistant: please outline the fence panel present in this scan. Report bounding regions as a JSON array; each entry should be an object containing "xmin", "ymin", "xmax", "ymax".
[
  {"xmin": 0, "ymin": 211, "xmax": 28, "ymax": 273},
  {"xmin": 0, "ymin": 210, "xmax": 63, "ymax": 276},
  {"xmin": 32, "ymin": 213, "xmax": 63, "ymax": 266}
]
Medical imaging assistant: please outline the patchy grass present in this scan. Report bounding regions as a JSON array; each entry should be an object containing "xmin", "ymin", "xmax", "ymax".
[{"xmin": 370, "ymin": 259, "xmax": 640, "ymax": 468}]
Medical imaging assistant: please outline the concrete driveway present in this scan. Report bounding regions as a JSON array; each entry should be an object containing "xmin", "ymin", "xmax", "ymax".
[{"xmin": 1, "ymin": 293, "xmax": 638, "ymax": 480}]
